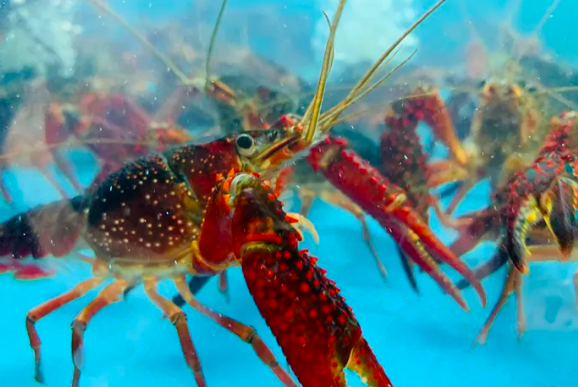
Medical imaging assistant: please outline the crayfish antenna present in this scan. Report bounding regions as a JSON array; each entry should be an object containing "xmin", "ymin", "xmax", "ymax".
[
  {"xmin": 318, "ymin": 0, "xmax": 447, "ymax": 129},
  {"xmin": 85, "ymin": 0, "xmax": 191, "ymax": 85},
  {"xmin": 204, "ymin": 0, "xmax": 229, "ymax": 91},
  {"xmin": 301, "ymin": 0, "xmax": 346, "ymax": 144}
]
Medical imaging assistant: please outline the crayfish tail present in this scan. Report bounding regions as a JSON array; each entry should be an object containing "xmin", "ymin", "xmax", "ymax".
[{"xmin": 0, "ymin": 196, "xmax": 86, "ymax": 260}]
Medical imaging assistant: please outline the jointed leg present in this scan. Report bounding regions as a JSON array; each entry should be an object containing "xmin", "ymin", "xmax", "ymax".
[
  {"xmin": 514, "ymin": 271, "xmax": 525, "ymax": 341},
  {"xmin": 298, "ymin": 189, "xmax": 315, "ymax": 217},
  {"xmin": 473, "ymin": 264, "xmax": 517, "ymax": 346},
  {"xmin": 573, "ymin": 269, "xmax": 578, "ymax": 310},
  {"xmin": 218, "ymin": 271, "xmax": 230, "ymax": 303},
  {"xmin": 143, "ymin": 277, "xmax": 207, "ymax": 387},
  {"xmin": 25, "ymin": 277, "xmax": 105, "ymax": 383},
  {"xmin": 320, "ymin": 191, "xmax": 388, "ymax": 283},
  {"xmin": 0, "ymin": 166, "xmax": 14, "ymax": 205},
  {"xmin": 173, "ymin": 276, "xmax": 299, "ymax": 387},
  {"xmin": 431, "ymin": 196, "xmax": 473, "ymax": 231},
  {"xmin": 37, "ymin": 164, "xmax": 70, "ymax": 199},
  {"xmin": 71, "ymin": 279, "xmax": 131, "ymax": 387},
  {"xmin": 51, "ymin": 149, "xmax": 83, "ymax": 193}
]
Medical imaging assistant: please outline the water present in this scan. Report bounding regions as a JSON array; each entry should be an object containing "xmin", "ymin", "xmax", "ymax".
[{"xmin": 0, "ymin": 0, "xmax": 577, "ymax": 386}]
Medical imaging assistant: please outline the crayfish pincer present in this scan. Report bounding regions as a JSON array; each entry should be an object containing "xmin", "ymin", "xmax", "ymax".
[{"xmin": 222, "ymin": 172, "xmax": 393, "ymax": 387}]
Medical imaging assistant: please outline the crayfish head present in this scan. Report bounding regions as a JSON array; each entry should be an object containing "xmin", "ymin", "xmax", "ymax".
[{"xmin": 232, "ymin": 124, "xmax": 304, "ymax": 174}]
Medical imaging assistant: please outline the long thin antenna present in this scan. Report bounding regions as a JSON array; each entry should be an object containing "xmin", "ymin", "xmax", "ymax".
[
  {"xmin": 302, "ymin": 0, "xmax": 346, "ymax": 144},
  {"xmin": 205, "ymin": 0, "xmax": 229, "ymax": 91},
  {"xmin": 318, "ymin": 0, "xmax": 446, "ymax": 128},
  {"xmin": 514, "ymin": 0, "xmax": 561, "ymax": 62},
  {"xmin": 86, "ymin": 0, "xmax": 190, "ymax": 84}
]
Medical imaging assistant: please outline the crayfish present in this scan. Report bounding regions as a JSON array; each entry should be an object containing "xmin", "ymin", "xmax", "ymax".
[
  {"xmin": 0, "ymin": 0, "xmax": 487, "ymax": 385},
  {"xmin": 451, "ymin": 110, "xmax": 578, "ymax": 344}
]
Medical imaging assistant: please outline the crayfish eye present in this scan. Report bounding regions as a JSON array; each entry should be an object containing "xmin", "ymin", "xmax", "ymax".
[{"xmin": 236, "ymin": 134, "xmax": 256, "ymax": 156}]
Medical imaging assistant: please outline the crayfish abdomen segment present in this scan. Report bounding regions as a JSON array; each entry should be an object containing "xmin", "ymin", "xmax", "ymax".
[
  {"xmin": 0, "ymin": 196, "xmax": 86, "ymax": 259},
  {"xmin": 85, "ymin": 154, "xmax": 200, "ymax": 263}
]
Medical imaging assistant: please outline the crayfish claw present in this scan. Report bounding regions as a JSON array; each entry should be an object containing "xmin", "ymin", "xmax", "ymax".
[
  {"xmin": 347, "ymin": 337, "xmax": 393, "ymax": 387},
  {"xmin": 389, "ymin": 226, "xmax": 469, "ymax": 310},
  {"xmin": 541, "ymin": 176, "xmax": 578, "ymax": 260},
  {"xmin": 503, "ymin": 194, "xmax": 540, "ymax": 274},
  {"xmin": 395, "ymin": 245, "xmax": 420, "ymax": 293},
  {"xmin": 223, "ymin": 172, "xmax": 392, "ymax": 387},
  {"xmin": 308, "ymin": 137, "xmax": 485, "ymax": 309}
]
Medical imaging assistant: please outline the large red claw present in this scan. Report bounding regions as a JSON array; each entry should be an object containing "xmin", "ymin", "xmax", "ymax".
[
  {"xmin": 227, "ymin": 172, "xmax": 392, "ymax": 387},
  {"xmin": 307, "ymin": 137, "xmax": 487, "ymax": 310},
  {"xmin": 242, "ymin": 248, "xmax": 392, "ymax": 387}
]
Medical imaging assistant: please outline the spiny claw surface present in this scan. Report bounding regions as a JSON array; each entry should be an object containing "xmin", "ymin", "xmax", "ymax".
[
  {"xmin": 242, "ymin": 247, "xmax": 392, "ymax": 387},
  {"xmin": 224, "ymin": 172, "xmax": 392, "ymax": 387},
  {"xmin": 307, "ymin": 137, "xmax": 486, "ymax": 310}
]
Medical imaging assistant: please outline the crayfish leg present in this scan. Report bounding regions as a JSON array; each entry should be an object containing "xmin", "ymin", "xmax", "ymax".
[
  {"xmin": 298, "ymin": 186, "xmax": 385, "ymax": 281},
  {"xmin": 144, "ymin": 278, "xmax": 207, "ymax": 387},
  {"xmin": 473, "ymin": 264, "xmax": 520, "ymax": 346},
  {"xmin": 71, "ymin": 279, "xmax": 132, "ymax": 387},
  {"xmin": 25, "ymin": 277, "xmax": 105, "ymax": 383},
  {"xmin": 573, "ymin": 269, "xmax": 578, "ymax": 309},
  {"xmin": 456, "ymin": 247, "xmax": 509, "ymax": 290},
  {"xmin": 171, "ymin": 276, "xmax": 213, "ymax": 308},
  {"xmin": 173, "ymin": 276, "xmax": 299, "ymax": 387},
  {"xmin": 50, "ymin": 149, "xmax": 84, "ymax": 193},
  {"xmin": 0, "ymin": 170, "xmax": 14, "ymax": 205},
  {"xmin": 37, "ymin": 164, "xmax": 71, "ymax": 199},
  {"xmin": 319, "ymin": 190, "xmax": 387, "ymax": 283},
  {"xmin": 218, "ymin": 270, "xmax": 230, "ymax": 303}
]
